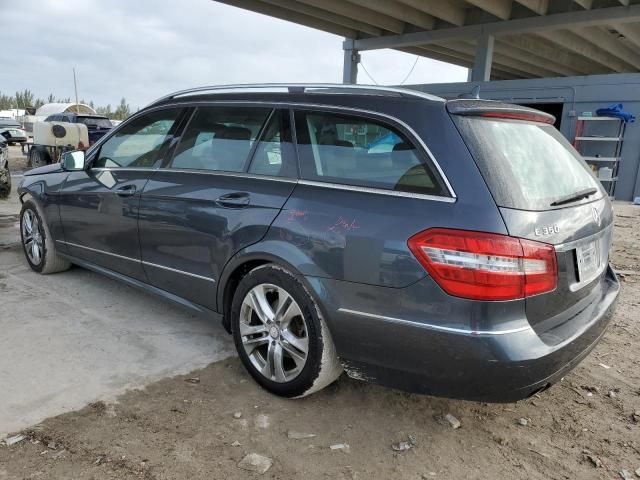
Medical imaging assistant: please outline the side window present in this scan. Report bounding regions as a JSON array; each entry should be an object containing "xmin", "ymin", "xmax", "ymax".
[
  {"xmin": 170, "ymin": 106, "xmax": 270, "ymax": 172},
  {"xmin": 94, "ymin": 109, "xmax": 180, "ymax": 168},
  {"xmin": 295, "ymin": 110, "xmax": 448, "ymax": 197},
  {"xmin": 248, "ymin": 110, "xmax": 297, "ymax": 178}
]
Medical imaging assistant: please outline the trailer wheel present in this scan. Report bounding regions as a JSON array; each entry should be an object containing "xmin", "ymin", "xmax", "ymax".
[{"xmin": 30, "ymin": 149, "xmax": 49, "ymax": 169}]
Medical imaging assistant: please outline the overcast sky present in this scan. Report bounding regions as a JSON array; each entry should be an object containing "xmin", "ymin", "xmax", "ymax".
[{"xmin": 1, "ymin": 0, "xmax": 467, "ymax": 110}]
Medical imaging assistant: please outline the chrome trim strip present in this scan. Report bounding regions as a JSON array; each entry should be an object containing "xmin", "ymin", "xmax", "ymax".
[
  {"xmin": 58, "ymin": 240, "xmax": 140, "ymax": 263},
  {"xmin": 298, "ymin": 180, "xmax": 455, "ymax": 203},
  {"xmin": 89, "ymin": 167, "xmax": 160, "ymax": 174},
  {"xmin": 338, "ymin": 308, "xmax": 532, "ymax": 336},
  {"xmin": 141, "ymin": 260, "xmax": 216, "ymax": 283},
  {"xmin": 159, "ymin": 168, "xmax": 298, "ymax": 184},
  {"xmin": 94, "ymin": 100, "xmax": 456, "ymax": 201},
  {"xmin": 57, "ymin": 240, "xmax": 216, "ymax": 283},
  {"xmin": 147, "ymin": 83, "xmax": 445, "ymax": 107},
  {"xmin": 554, "ymin": 223, "xmax": 613, "ymax": 252}
]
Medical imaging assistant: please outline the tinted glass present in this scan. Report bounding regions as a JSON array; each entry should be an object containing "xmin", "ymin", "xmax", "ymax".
[
  {"xmin": 94, "ymin": 109, "xmax": 180, "ymax": 168},
  {"xmin": 171, "ymin": 106, "xmax": 270, "ymax": 172},
  {"xmin": 454, "ymin": 116, "xmax": 603, "ymax": 211},
  {"xmin": 295, "ymin": 111, "xmax": 447, "ymax": 196},
  {"xmin": 248, "ymin": 110, "xmax": 297, "ymax": 178}
]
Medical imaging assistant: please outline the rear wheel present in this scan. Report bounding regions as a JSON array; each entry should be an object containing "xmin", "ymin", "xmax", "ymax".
[
  {"xmin": 20, "ymin": 199, "xmax": 71, "ymax": 274},
  {"xmin": 231, "ymin": 264, "xmax": 342, "ymax": 397}
]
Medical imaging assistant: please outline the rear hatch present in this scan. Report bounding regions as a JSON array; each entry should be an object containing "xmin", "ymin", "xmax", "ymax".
[{"xmin": 448, "ymin": 100, "xmax": 614, "ymax": 342}]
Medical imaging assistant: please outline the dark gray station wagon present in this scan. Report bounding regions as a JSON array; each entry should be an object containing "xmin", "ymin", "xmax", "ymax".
[{"xmin": 18, "ymin": 84, "xmax": 619, "ymax": 401}]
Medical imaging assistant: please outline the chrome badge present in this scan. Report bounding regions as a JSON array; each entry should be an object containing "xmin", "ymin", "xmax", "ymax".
[{"xmin": 534, "ymin": 225, "xmax": 560, "ymax": 236}]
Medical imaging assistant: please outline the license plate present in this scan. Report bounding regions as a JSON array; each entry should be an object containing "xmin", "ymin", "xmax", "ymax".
[{"xmin": 576, "ymin": 241, "xmax": 600, "ymax": 282}]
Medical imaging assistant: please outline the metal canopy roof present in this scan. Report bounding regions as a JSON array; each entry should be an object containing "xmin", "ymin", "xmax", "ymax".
[{"xmin": 215, "ymin": 0, "xmax": 640, "ymax": 81}]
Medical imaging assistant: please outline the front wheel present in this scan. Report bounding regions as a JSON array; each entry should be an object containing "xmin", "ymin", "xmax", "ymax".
[
  {"xmin": 20, "ymin": 199, "xmax": 71, "ymax": 274},
  {"xmin": 231, "ymin": 264, "xmax": 342, "ymax": 398}
]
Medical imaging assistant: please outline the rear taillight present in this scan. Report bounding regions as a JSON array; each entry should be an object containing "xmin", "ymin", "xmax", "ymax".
[
  {"xmin": 78, "ymin": 141, "xmax": 86, "ymax": 150},
  {"xmin": 408, "ymin": 228, "xmax": 557, "ymax": 301}
]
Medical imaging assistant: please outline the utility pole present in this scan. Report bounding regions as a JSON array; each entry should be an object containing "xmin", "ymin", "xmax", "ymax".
[{"xmin": 73, "ymin": 67, "xmax": 80, "ymax": 112}]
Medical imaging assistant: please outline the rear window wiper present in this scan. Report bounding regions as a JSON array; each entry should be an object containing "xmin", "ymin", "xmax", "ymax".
[{"xmin": 550, "ymin": 187, "xmax": 598, "ymax": 207}]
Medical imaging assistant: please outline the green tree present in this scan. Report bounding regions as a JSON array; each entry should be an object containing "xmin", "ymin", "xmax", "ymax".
[
  {"xmin": 15, "ymin": 89, "xmax": 35, "ymax": 108},
  {"xmin": 113, "ymin": 97, "xmax": 131, "ymax": 120},
  {"xmin": 47, "ymin": 93, "xmax": 55, "ymax": 103}
]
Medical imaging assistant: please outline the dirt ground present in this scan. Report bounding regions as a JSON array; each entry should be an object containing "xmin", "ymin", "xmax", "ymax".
[{"xmin": 1, "ymin": 149, "xmax": 639, "ymax": 479}]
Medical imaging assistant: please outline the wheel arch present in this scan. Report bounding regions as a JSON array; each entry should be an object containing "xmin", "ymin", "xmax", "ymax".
[{"xmin": 218, "ymin": 251, "xmax": 307, "ymax": 333}]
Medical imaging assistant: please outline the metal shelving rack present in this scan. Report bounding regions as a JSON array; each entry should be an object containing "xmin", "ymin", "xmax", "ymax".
[{"xmin": 573, "ymin": 116, "xmax": 626, "ymax": 197}]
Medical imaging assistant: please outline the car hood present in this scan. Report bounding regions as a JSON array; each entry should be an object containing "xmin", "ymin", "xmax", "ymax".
[{"xmin": 25, "ymin": 163, "xmax": 64, "ymax": 176}]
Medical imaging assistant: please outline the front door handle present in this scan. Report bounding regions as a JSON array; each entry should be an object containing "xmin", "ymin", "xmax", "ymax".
[
  {"xmin": 115, "ymin": 184, "xmax": 137, "ymax": 197},
  {"xmin": 215, "ymin": 192, "xmax": 250, "ymax": 208}
]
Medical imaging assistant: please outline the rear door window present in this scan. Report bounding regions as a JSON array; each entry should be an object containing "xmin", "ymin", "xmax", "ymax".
[
  {"xmin": 454, "ymin": 116, "xmax": 603, "ymax": 211},
  {"xmin": 170, "ymin": 106, "xmax": 271, "ymax": 172},
  {"xmin": 294, "ymin": 110, "xmax": 448, "ymax": 197}
]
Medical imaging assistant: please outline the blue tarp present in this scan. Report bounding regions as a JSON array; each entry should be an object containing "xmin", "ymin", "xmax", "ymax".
[{"xmin": 595, "ymin": 103, "xmax": 635, "ymax": 123}]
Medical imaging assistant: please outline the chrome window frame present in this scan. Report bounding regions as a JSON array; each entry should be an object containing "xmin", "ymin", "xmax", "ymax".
[{"xmin": 84, "ymin": 99, "xmax": 457, "ymax": 203}]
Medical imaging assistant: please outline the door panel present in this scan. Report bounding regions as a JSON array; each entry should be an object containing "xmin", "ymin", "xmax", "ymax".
[
  {"xmin": 138, "ymin": 172, "xmax": 296, "ymax": 309},
  {"xmin": 58, "ymin": 169, "xmax": 150, "ymax": 280},
  {"xmin": 57, "ymin": 107, "xmax": 187, "ymax": 280},
  {"xmin": 138, "ymin": 106, "xmax": 297, "ymax": 311}
]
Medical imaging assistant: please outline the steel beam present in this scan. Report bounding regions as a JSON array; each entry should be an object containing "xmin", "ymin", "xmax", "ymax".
[
  {"xmin": 465, "ymin": 0, "xmax": 513, "ymax": 20},
  {"xmin": 499, "ymin": 34, "xmax": 604, "ymax": 75},
  {"xmin": 613, "ymin": 22, "xmax": 640, "ymax": 49},
  {"xmin": 345, "ymin": 0, "xmax": 435, "ymax": 31},
  {"xmin": 259, "ymin": 0, "xmax": 382, "ymax": 36},
  {"xmin": 536, "ymin": 30, "xmax": 634, "ymax": 72},
  {"xmin": 217, "ymin": 0, "xmax": 357, "ymax": 38},
  {"xmin": 343, "ymin": 40, "xmax": 359, "ymax": 84},
  {"xmin": 514, "ymin": 0, "xmax": 549, "ymax": 15},
  {"xmin": 471, "ymin": 34, "xmax": 495, "ymax": 81},
  {"xmin": 296, "ymin": 0, "xmax": 406, "ymax": 34},
  {"xmin": 394, "ymin": 0, "xmax": 466, "ymax": 26},
  {"xmin": 351, "ymin": 4, "xmax": 640, "ymax": 51},
  {"xmin": 573, "ymin": 0, "xmax": 593, "ymax": 9},
  {"xmin": 571, "ymin": 26, "xmax": 640, "ymax": 69}
]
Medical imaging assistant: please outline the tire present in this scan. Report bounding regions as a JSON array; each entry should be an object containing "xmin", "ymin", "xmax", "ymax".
[
  {"xmin": 30, "ymin": 149, "xmax": 49, "ymax": 169},
  {"xmin": 0, "ymin": 165, "xmax": 10, "ymax": 199},
  {"xmin": 231, "ymin": 264, "xmax": 342, "ymax": 398},
  {"xmin": 20, "ymin": 199, "xmax": 71, "ymax": 274}
]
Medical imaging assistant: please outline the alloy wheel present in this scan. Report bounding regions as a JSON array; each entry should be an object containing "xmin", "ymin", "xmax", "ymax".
[
  {"xmin": 239, "ymin": 283, "xmax": 309, "ymax": 382},
  {"xmin": 22, "ymin": 209, "xmax": 43, "ymax": 265}
]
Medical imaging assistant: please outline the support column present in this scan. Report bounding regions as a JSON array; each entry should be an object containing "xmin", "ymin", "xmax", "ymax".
[
  {"xmin": 342, "ymin": 39, "xmax": 360, "ymax": 84},
  {"xmin": 471, "ymin": 33, "xmax": 494, "ymax": 82}
]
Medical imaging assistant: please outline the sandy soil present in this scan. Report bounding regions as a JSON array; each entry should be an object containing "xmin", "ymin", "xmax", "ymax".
[{"xmin": 0, "ymin": 154, "xmax": 638, "ymax": 479}]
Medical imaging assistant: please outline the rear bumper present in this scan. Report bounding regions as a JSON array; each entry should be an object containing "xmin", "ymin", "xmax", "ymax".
[{"xmin": 309, "ymin": 266, "xmax": 619, "ymax": 402}]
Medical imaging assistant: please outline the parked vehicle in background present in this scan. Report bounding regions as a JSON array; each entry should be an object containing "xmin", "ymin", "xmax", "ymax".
[
  {"xmin": 29, "ymin": 113, "xmax": 112, "ymax": 168},
  {"xmin": 0, "ymin": 134, "xmax": 10, "ymax": 198},
  {"xmin": 0, "ymin": 118, "xmax": 28, "ymax": 145},
  {"xmin": 17, "ymin": 84, "xmax": 620, "ymax": 402},
  {"xmin": 43, "ymin": 113, "xmax": 112, "ymax": 146}
]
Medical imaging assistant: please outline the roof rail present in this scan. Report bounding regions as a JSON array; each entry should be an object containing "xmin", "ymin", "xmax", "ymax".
[{"xmin": 146, "ymin": 83, "xmax": 444, "ymax": 107}]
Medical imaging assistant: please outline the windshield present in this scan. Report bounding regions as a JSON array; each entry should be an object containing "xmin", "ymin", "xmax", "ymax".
[
  {"xmin": 454, "ymin": 116, "xmax": 603, "ymax": 211},
  {"xmin": 77, "ymin": 116, "xmax": 112, "ymax": 129}
]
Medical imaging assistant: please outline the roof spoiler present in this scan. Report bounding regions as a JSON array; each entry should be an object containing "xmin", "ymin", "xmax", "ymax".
[{"xmin": 446, "ymin": 99, "xmax": 555, "ymax": 125}]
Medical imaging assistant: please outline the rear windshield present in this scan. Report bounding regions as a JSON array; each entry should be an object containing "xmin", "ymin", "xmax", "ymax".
[
  {"xmin": 77, "ymin": 116, "xmax": 112, "ymax": 129},
  {"xmin": 454, "ymin": 116, "xmax": 603, "ymax": 211}
]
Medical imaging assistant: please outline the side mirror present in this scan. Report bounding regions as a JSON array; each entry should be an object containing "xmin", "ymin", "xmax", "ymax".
[{"xmin": 61, "ymin": 150, "xmax": 86, "ymax": 171}]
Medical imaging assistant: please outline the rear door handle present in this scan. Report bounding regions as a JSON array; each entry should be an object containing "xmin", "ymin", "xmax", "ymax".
[
  {"xmin": 215, "ymin": 192, "xmax": 250, "ymax": 208},
  {"xmin": 115, "ymin": 184, "xmax": 137, "ymax": 197}
]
